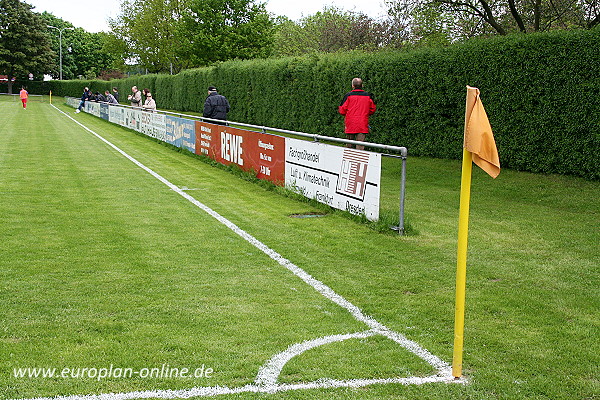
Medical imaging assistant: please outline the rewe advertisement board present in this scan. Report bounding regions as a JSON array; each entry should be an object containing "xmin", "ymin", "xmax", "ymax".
[{"xmin": 194, "ymin": 122, "xmax": 286, "ymax": 184}]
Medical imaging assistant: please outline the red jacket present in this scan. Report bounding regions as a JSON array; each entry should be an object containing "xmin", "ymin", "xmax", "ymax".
[{"xmin": 338, "ymin": 89, "xmax": 376, "ymax": 134}]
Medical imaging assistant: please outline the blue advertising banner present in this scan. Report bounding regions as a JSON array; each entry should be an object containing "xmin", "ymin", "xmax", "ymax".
[
  {"xmin": 100, "ymin": 103, "xmax": 109, "ymax": 121},
  {"xmin": 166, "ymin": 116, "xmax": 195, "ymax": 153}
]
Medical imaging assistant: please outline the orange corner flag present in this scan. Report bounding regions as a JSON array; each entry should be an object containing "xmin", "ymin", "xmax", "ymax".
[{"xmin": 464, "ymin": 86, "xmax": 500, "ymax": 178}]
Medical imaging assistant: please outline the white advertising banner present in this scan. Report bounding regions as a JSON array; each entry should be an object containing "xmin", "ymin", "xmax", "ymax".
[
  {"xmin": 109, "ymin": 105, "xmax": 126, "ymax": 127},
  {"xmin": 141, "ymin": 112, "xmax": 167, "ymax": 142},
  {"xmin": 285, "ymin": 138, "xmax": 381, "ymax": 221},
  {"xmin": 124, "ymin": 108, "xmax": 142, "ymax": 132},
  {"xmin": 84, "ymin": 101, "xmax": 101, "ymax": 117},
  {"xmin": 66, "ymin": 97, "xmax": 79, "ymax": 108}
]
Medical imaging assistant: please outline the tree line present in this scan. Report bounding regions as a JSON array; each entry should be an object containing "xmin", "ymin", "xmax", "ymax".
[
  {"xmin": 1, "ymin": 0, "xmax": 598, "ymax": 86},
  {"xmin": 106, "ymin": 0, "xmax": 599, "ymax": 72}
]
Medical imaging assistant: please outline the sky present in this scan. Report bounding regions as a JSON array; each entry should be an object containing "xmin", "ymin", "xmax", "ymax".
[{"xmin": 26, "ymin": 0, "xmax": 389, "ymax": 33}]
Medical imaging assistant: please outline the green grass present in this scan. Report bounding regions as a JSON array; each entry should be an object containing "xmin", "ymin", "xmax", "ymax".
[{"xmin": 0, "ymin": 100, "xmax": 598, "ymax": 399}]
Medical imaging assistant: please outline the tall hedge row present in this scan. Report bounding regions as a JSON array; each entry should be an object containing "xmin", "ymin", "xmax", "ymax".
[
  {"xmin": 1, "ymin": 80, "xmax": 49, "ymax": 94},
  {"xmin": 49, "ymin": 28, "xmax": 600, "ymax": 179}
]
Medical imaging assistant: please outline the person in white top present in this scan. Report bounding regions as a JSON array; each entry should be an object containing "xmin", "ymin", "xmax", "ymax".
[{"xmin": 141, "ymin": 88, "xmax": 156, "ymax": 112}]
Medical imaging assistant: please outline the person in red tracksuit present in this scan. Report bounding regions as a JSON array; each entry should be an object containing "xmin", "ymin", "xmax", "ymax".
[
  {"xmin": 19, "ymin": 87, "xmax": 28, "ymax": 109},
  {"xmin": 338, "ymin": 77, "xmax": 376, "ymax": 150}
]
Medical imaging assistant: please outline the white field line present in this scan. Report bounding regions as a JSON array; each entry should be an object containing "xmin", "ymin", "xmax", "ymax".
[
  {"xmin": 16, "ymin": 106, "xmax": 460, "ymax": 400},
  {"xmin": 255, "ymin": 330, "xmax": 379, "ymax": 387},
  {"xmin": 15, "ymin": 376, "xmax": 461, "ymax": 400}
]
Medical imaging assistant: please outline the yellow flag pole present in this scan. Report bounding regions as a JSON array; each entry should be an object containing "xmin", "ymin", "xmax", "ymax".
[
  {"xmin": 49, "ymin": 91, "xmax": 52, "ymax": 105},
  {"xmin": 452, "ymin": 147, "xmax": 473, "ymax": 378},
  {"xmin": 452, "ymin": 86, "xmax": 478, "ymax": 379}
]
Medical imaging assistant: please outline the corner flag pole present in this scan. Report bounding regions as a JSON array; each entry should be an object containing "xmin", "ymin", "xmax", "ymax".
[
  {"xmin": 452, "ymin": 87, "xmax": 478, "ymax": 378},
  {"xmin": 452, "ymin": 147, "xmax": 473, "ymax": 378},
  {"xmin": 452, "ymin": 86, "xmax": 500, "ymax": 379}
]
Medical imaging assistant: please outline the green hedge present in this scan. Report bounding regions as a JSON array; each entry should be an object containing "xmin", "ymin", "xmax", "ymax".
[
  {"xmin": 49, "ymin": 28, "xmax": 600, "ymax": 180},
  {"xmin": 0, "ymin": 80, "xmax": 50, "ymax": 94}
]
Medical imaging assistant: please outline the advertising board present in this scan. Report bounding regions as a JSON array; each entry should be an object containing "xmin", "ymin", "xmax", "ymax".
[{"xmin": 285, "ymin": 138, "xmax": 381, "ymax": 220}]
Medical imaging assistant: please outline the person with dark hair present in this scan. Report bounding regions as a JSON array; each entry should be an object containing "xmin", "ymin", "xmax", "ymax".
[
  {"xmin": 105, "ymin": 90, "xmax": 118, "ymax": 105},
  {"xmin": 75, "ymin": 87, "xmax": 91, "ymax": 113},
  {"xmin": 203, "ymin": 86, "xmax": 230, "ymax": 125},
  {"xmin": 141, "ymin": 88, "xmax": 156, "ymax": 112},
  {"xmin": 338, "ymin": 77, "xmax": 376, "ymax": 150},
  {"xmin": 94, "ymin": 91, "xmax": 106, "ymax": 102},
  {"xmin": 112, "ymin": 87, "xmax": 120, "ymax": 103}
]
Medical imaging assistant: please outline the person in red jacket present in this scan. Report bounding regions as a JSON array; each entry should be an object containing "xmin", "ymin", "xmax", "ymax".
[
  {"xmin": 338, "ymin": 77, "xmax": 376, "ymax": 150},
  {"xmin": 19, "ymin": 87, "xmax": 28, "ymax": 109}
]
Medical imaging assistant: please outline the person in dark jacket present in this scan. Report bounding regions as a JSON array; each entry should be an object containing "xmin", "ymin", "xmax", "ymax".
[
  {"xmin": 203, "ymin": 86, "xmax": 230, "ymax": 125},
  {"xmin": 94, "ymin": 91, "xmax": 106, "ymax": 102},
  {"xmin": 338, "ymin": 78, "xmax": 376, "ymax": 150},
  {"xmin": 75, "ymin": 87, "xmax": 91, "ymax": 113}
]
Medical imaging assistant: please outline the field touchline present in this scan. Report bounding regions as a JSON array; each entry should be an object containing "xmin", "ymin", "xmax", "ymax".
[{"xmin": 28, "ymin": 105, "xmax": 459, "ymax": 400}]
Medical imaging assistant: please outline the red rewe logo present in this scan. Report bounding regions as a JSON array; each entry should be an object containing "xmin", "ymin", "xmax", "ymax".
[{"xmin": 336, "ymin": 149, "xmax": 369, "ymax": 200}]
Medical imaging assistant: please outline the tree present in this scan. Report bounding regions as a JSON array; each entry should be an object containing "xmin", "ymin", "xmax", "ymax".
[
  {"xmin": 576, "ymin": 0, "xmax": 599, "ymax": 28},
  {"xmin": 66, "ymin": 30, "xmax": 118, "ymax": 79},
  {"xmin": 0, "ymin": 0, "xmax": 54, "ymax": 92},
  {"xmin": 272, "ymin": 7, "xmax": 408, "ymax": 57},
  {"xmin": 108, "ymin": 0, "xmax": 190, "ymax": 73},
  {"xmin": 272, "ymin": 16, "xmax": 312, "ymax": 57},
  {"xmin": 385, "ymin": 0, "xmax": 600, "ymax": 41},
  {"xmin": 178, "ymin": 0, "xmax": 275, "ymax": 66},
  {"xmin": 39, "ymin": 12, "xmax": 118, "ymax": 80}
]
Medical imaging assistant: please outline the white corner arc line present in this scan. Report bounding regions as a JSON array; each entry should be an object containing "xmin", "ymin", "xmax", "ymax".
[
  {"xmin": 255, "ymin": 330, "xmax": 378, "ymax": 387},
  {"xmin": 17, "ymin": 106, "xmax": 459, "ymax": 400}
]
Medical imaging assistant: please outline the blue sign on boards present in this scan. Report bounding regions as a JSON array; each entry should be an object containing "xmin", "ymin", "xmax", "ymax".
[
  {"xmin": 100, "ymin": 103, "xmax": 109, "ymax": 120},
  {"xmin": 166, "ymin": 116, "xmax": 195, "ymax": 153}
]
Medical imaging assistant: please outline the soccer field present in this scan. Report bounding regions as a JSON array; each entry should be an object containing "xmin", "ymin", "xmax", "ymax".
[{"xmin": 0, "ymin": 100, "xmax": 598, "ymax": 399}]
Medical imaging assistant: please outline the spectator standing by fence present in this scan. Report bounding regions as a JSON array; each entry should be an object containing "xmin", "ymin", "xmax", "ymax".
[
  {"xmin": 128, "ymin": 86, "xmax": 142, "ymax": 108},
  {"xmin": 142, "ymin": 89, "xmax": 156, "ymax": 112},
  {"xmin": 203, "ymin": 86, "xmax": 230, "ymax": 125},
  {"xmin": 338, "ymin": 78, "xmax": 376, "ymax": 150},
  {"xmin": 105, "ymin": 90, "xmax": 118, "ymax": 105},
  {"xmin": 94, "ymin": 91, "xmax": 106, "ymax": 102}
]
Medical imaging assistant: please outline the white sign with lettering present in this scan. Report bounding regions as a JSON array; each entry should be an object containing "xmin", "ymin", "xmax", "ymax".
[{"xmin": 285, "ymin": 138, "xmax": 381, "ymax": 221}]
